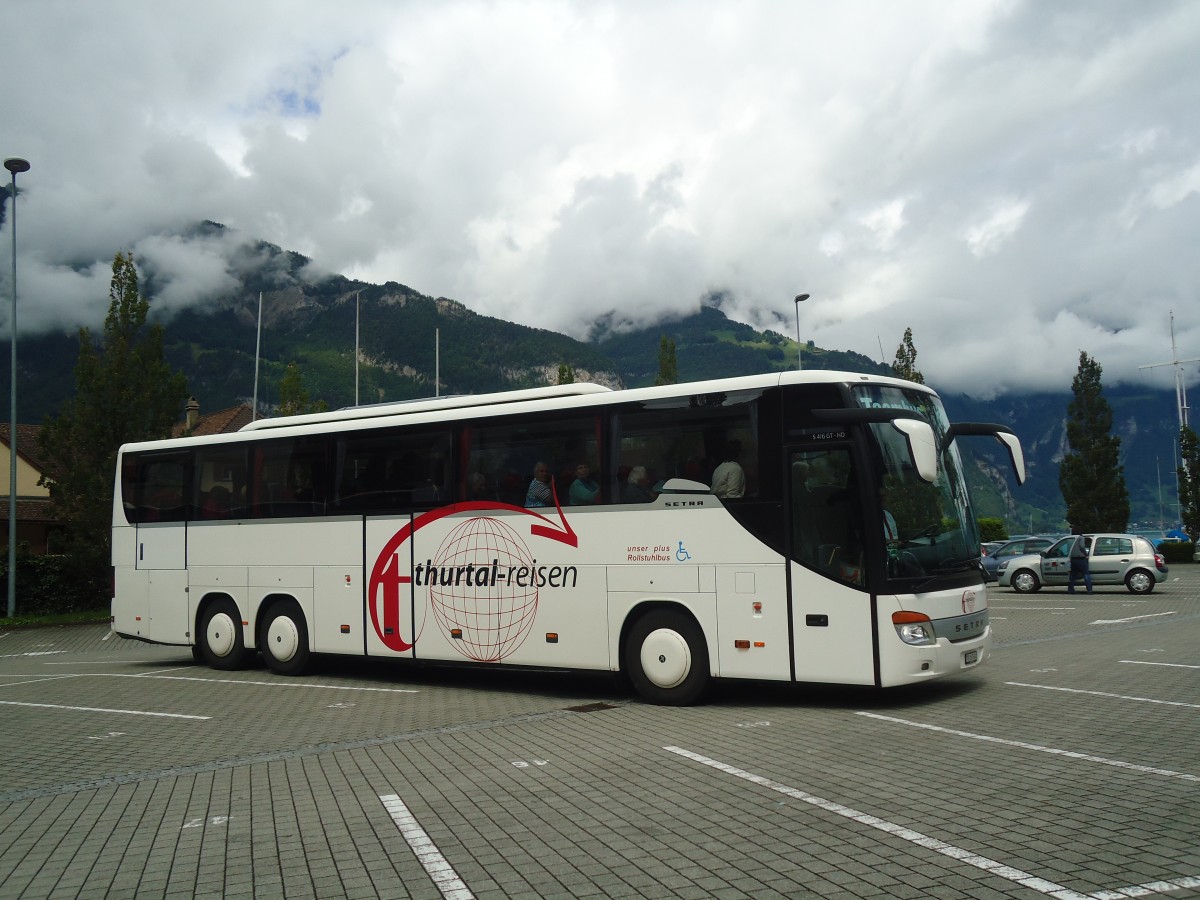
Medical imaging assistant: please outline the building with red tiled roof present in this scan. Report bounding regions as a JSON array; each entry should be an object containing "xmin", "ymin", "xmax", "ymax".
[
  {"xmin": 172, "ymin": 397, "xmax": 254, "ymax": 438},
  {"xmin": 0, "ymin": 424, "xmax": 57, "ymax": 555}
]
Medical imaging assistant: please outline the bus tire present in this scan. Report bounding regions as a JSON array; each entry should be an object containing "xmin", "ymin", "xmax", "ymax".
[
  {"xmin": 1010, "ymin": 569, "xmax": 1041, "ymax": 594},
  {"xmin": 197, "ymin": 598, "xmax": 253, "ymax": 670},
  {"xmin": 260, "ymin": 600, "xmax": 312, "ymax": 676},
  {"xmin": 624, "ymin": 609, "xmax": 710, "ymax": 706},
  {"xmin": 1125, "ymin": 569, "xmax": 1155, "ymax": 594}
]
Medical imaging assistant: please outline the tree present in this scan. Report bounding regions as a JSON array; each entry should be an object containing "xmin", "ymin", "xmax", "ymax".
[
  {"xmin": 655, "ymin": 335, "xmax": 677, "ymax": 386},
  {"xmin": 1058, "ymin": 351, "xmax": 1129, "ymax": 532},
  {"xmin": 39, "ymin": 252, "xmax": 188, "ymax": 591},
  {"xmin": 557, "ymin": 363, "xmax": 575, "ymax": 385},
  {"xmin": 1177, "ymin": 426, "xmax": 1200, "ymax": 539},
  {"xmin": 891, "ymin": 327, "xmax": 925, "ymax": 384},
  {"xmin": 277, "ymin": 362, "xmax": 329, "ymax": 416},
  {"xmin": 977, "ymin": 517, "xmax": 1008, "ymax": 542}
]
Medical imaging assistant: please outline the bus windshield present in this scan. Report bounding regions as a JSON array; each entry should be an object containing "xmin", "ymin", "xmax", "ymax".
[{"xmin": 852, "ymin": 384, "xmax": 981, "ymax": 584}]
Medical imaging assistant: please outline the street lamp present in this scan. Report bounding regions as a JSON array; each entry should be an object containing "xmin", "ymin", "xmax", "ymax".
[
  {"xmin": 793, "ymin": 293, "xmax": 810, "ymax": 370},
  {"xmin": 5, "ymin": 157, "xmax": 29, "ymax": 619}
]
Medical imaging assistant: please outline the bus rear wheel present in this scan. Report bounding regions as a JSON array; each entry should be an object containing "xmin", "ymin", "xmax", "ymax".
[
  {"xmin": 624, "ymin": 609, "xmax": 710, "ymax": 706},
  {"xmin": 197, "ymin": 598, "xmax": 252, "ymax": 670},
  {"xmin": 260, "ymin": 600, "xmax": 312, "ymax": 676}
]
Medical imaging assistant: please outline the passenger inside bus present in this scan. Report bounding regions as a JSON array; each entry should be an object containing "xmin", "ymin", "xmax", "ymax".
[
  {"xmin": 622, "ymin": 466, "xmax": 655, "ymax": 503},
  {"xmin": 711, "ymin": 440, "xmax": 745, "ymax": 498},
  {"xmin": 525, "ymin": 461, "xmax": 553, "ymax": 507},
  {"xmin": 569, "ymin": 461, "xmax": 600, "ymax": 505}
]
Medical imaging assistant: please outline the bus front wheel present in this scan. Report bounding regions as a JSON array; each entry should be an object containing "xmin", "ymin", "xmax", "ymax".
[
  {"xmin": 624, "ymin": 610, "xmax": 710, "ymax": 706},
  {"xmin": 197, "ymin": 598, "xmax": 253, "ymax": 671},
  {"xmin": 260, "ymin": 601, "xmax": 312, "ymax": 676}
]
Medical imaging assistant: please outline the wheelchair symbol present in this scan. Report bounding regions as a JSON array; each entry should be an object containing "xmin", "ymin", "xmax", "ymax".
[{"xmin": 676, "ymin": 541, "xmax": 691, "ymax": 561}]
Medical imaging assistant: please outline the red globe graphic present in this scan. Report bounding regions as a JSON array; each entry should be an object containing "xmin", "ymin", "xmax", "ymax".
[{"xmin": 429, "ymin": 516, "xmax": 539, "ymax": 662}]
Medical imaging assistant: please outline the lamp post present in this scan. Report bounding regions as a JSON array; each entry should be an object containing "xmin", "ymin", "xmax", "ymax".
[
  {"xmin": 793, "ymin": 293, "xmax": 810, "ymax": 370},
  {"xmin": 5, "ymin": 157, "xmax": 30, "ymax": 619}
]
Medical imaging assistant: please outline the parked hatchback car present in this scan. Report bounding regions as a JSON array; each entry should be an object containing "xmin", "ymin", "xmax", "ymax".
[
  {"xmin": 997, "ymin": 534, "xmax": 1168, "ymax": 594},
  {"xmin": 981, "ymin": 536, "xmax": 1054, "ymax": 582}
]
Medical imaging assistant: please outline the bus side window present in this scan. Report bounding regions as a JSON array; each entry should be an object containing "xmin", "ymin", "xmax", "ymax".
[
  {"xmin": 251, "ymin": 437, "xmax": 327, "ymax": 517},
  {"xmin": 194, "ymin": 447, "xmax": 248, "ymax": 520},
  {"xmin": 467, "ymin": 415, "xmax": 601, "ymax": 508},
  {"xmin": 612, "ymin": 393, "xmax": 761, "ymax": 503},
  {"xmin": 135, "ymin": 455, "xmax": 189, "ymax": 523},
  {"xmin": 334, "ymin": 428, "xmax": 450, "ymax": 513}
]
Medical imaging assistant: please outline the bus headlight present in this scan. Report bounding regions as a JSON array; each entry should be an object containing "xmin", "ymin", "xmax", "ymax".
[{"xmin": 892, "ymin": 611, "xmax": 936, "ymax": 646}]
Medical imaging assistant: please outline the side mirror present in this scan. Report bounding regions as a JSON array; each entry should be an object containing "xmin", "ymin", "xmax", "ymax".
[
  {"xmin": 942, "ymin": 422, "xmax": 1027, "ymax": 485},
  {"xmin": 994, "ymin": 431, "xmax": 1026, "ymax": 485},
  {"xmin": 890, "ymin": 419, "xmax": 938, "ymax": 483}
]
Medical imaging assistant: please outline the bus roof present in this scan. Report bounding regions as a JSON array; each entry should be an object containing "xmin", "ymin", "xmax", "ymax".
[
  {"xmin": 120, "ymin": 369, "xmax": 934, "ymax": 454},
  {"xmin": 239, "ymin": 382, "xmax": 614, "ymax": 433}
]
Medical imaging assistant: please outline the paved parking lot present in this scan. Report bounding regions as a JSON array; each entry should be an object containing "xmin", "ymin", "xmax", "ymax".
[{"xmin": 1, "ymin": 569, "xmax": 1198, "ymax": 899}]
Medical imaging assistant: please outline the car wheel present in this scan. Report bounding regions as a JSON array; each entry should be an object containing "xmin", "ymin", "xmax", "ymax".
[
  {"xmin": 624, "ymin": 609, "xmax": 710, "ymax": 706},
  {"xmin": 1125, "ymin": 569, "xmax": 1155, "ymax": 594},
  {"xmin": 260, "ymin": 600, "xmax": 312, "ymax": 675},
  {"xmin": 197, "ymin": 598, "xmax": 253, "ymax": 670},
  {"xmin": 1011, "ymin": 569, "xmax": 1041, "ymax": 594}
]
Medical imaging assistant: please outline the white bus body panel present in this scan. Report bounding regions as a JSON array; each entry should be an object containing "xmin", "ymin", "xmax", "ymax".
[
  {"xmin": 713, "ymin": 565, "xmax": 791, "ymax": 681},
  {"xmin": 135, "ymin": 522, "xmax": 186, "ymax": 570}
]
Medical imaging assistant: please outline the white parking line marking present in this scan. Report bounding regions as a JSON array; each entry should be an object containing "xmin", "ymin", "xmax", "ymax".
[
  {"xmin": 0, "ymin": 651, "xmax": 67, "ymax": 659},
  {"xmin": 379, "ymin": 794, "xmax": 474, "ymax": 900},
  {"xmin": 1007, "ymin": 682, "xmax": 1200, "ymax": 709},
  {"xmin": 0, "ymin": 700, "xmax": 210, "ymax": 719},
  {"xmin": 1089, "ymin": 612, "xmax": 1176, "ymax": 625},
  {"xmin": 993, "ymin": 609, "xmax": 1080, "ymax": 619},
  {"xmin": 0, "ymin": 675, "xmax": 81, "ymax": 688},
  {"xmin": 665, "ymin": 746, "xmax": 1200, "ymax": 899},
  {"xmin": 1120, "ymin": 660, "xmax": 1200, "ymax": 670},
  {"xmin": 856, "ymin": 713, "xmax": 1199, "ymax": 782},
  {"xmin": 42, "ymin": 660, "xmax": 170, "ymax": 665},
  {"xmin": 101, "ymin": 674, "xmax": 419, "ymax": 693}
]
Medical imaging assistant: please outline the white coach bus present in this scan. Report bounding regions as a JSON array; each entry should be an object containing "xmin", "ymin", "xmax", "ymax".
[{"xmin": 111, "ymin": 370, "xmax": 1024, "ymax": 705}]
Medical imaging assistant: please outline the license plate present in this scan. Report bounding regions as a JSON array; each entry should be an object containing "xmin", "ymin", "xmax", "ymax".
[{"xmin": 963, "ymin": 650, "xmax": 978, "ymax": 665}]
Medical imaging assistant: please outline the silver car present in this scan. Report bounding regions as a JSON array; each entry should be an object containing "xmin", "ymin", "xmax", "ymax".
[
  {"xmin": 980, "ymin": 536, "xmax": 1054, "ymax": 582},
  {"xmin": 996, "ymin": 533, "xmax": 1168, "ymax": 594}
]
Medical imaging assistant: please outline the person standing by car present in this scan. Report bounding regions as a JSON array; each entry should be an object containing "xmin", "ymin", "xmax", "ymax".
[{"xmin": 1068, "ymin": 533, "xmax": 1092, "ymax": 593}]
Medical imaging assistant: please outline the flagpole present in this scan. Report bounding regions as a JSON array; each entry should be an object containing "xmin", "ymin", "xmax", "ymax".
[
  {"xmin": 355, "ymin": 291, "xmax": 360, "ymax": 406},
  {"xmin": 252, "ymin": 291, "xmax": 262, "ymax": 421}
]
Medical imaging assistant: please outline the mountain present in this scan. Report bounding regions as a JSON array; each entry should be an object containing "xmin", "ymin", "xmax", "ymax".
[{"xmin": 3, "ymin": 224, "xmax": 1186, "ymax": 534}]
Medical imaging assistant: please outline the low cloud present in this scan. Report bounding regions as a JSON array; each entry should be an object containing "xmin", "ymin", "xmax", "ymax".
[{"xmin": 2, "ymin": 0, "xmax": 1198, "ymax": 399}]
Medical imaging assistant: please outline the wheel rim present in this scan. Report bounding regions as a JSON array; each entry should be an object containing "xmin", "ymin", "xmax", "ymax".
[
  {"xmin": 1013, "ymin": 571, "xmax": 1036, "ymax": 592},
  {"xmin": 639, "ymin": 627, "xmax": 691, "ymax": 689},
  {"xmin": 266, "ymin": 614, "xmax": 300, "ymax": 663},
  {"xmin": 1128, "ymin": 571, "xmax": 1151, "ymax": 593},
  {"xmin": 205, "ymin": 612, "xmax": 238, "ymax": 658}
]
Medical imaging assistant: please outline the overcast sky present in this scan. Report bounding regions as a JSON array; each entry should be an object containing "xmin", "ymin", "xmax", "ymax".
[{"xmin": 3, "ymin": 0, "xmax": 1199, "ymax": 399}]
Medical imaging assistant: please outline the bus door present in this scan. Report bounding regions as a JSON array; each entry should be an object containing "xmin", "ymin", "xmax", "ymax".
[
  {"xmin": 787, "ymin": 444, "xmax": 876, "ymax": 685},
  {"xmin": 132, "ymin": 452, "xmax": 190, "ymax": 644}
]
